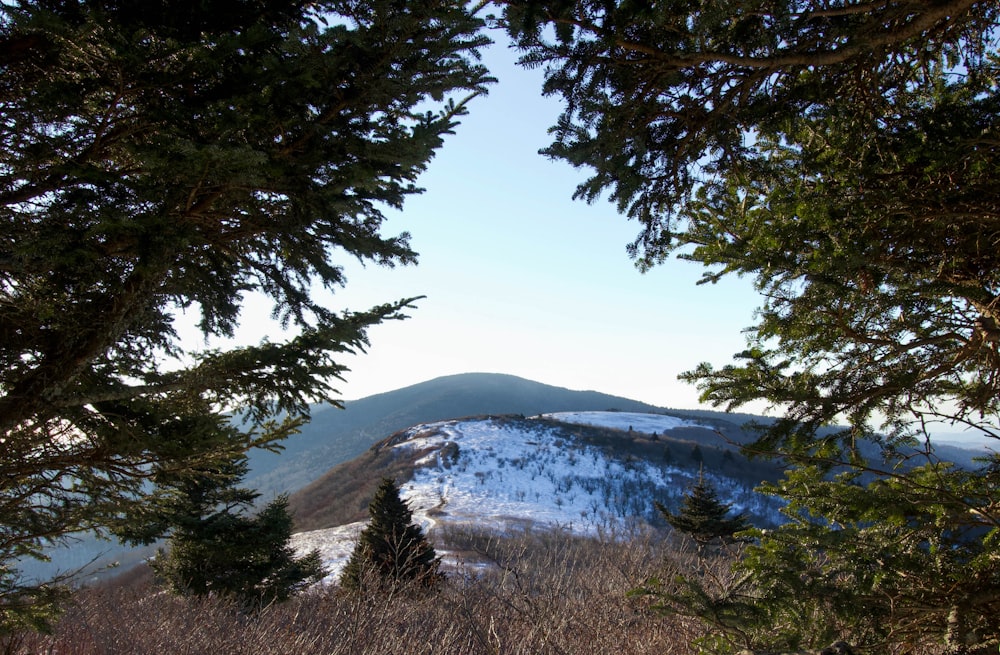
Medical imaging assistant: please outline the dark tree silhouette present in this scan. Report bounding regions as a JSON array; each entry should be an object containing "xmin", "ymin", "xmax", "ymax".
[
  {"xmin": 340, "ymin": 478, "xmax": 442, "ymax": 591},
  {"xmin": 0, "ymin": 0, "xmax": 488, "ymax": 629},
  {"xmin": 504, "ymin": 2, "xmax": 1000, "ymax": 650},
  {"xmin": 657, "ymin": 470, "xmax": 750, "ymax": 546},
  {"xmin": 151, "ymin": 456, "xmax": 326, "ymax": 609}
]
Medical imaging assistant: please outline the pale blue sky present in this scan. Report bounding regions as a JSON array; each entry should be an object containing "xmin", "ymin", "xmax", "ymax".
[{"xmin": 207, "ymin": 40, "xmax": 764, "ymax": 411}]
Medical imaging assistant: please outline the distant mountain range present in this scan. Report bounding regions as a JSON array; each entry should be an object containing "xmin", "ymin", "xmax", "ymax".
[
  {"xmin": 22, "ymin": 373, "xmax": 698, "ymax": 581},
  {"xmin": 247, "ymin": 372, "xmax": 986, "ymax": 500},
  {"xmin": 289, "ymin": 410, "xmax": 789, "ymax": 583},
  {"xmin": 287, "ymin": 407, "xmax": 785, "ymax": 536},
  {"xmin": 19, "ymin": 372, "xmax": 986, "ymax": 583}
]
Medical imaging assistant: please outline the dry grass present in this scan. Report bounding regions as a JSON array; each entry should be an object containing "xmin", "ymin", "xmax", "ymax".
[{"xmin": 6, "ymin": 528, "xmax": 706, "ymax": 655}]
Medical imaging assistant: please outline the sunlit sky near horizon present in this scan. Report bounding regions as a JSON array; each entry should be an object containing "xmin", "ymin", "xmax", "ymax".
[{"xmin": 185, "ymin": 38, "xmax": 766, "ymax": 412}]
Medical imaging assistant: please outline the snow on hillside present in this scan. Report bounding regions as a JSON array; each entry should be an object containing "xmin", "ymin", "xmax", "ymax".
[
  {"xmin": 543, "ymin": 411, "xmax": 704, "ymax": 434},
  {"xmin": 291, "ymin": 413, "xmax": 781, "ymax": 583},
  {"xmin": 398, "ymin": 417, "xmax": 664, "ymax": 534}
]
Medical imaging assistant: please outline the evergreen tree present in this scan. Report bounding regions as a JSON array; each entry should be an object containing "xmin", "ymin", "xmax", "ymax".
[
  {"xmin": 150, "ymin": 455, "xmax": 326, "ymax": 609},
  {"xmin": 503, "ymin": 2, "xmax": 1000, "ymax": 650},
  {"xmin": 340, "ymin": 478, "xmax": 442, "ymax": 591},
  {"xmin": 657, "ymin": 471, "xmax": 750, "ymax": 546},
  {"xmin": 0, "ymin": 0, "xmax": 489, "ymax": 629}
]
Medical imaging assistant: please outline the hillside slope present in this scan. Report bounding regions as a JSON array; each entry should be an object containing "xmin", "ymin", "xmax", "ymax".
[
  {"xmin": 246, "ymin": 372, "xmax": 678, "ymax": 496},
  {"xmin": 289, "ymin": 411, "xmax": 787, "ymax": 582},
  {"xmin": 20, "ymin": 374, "xmax": 704, "ymax": 582},
  {"xmin": 24, "ymin": 373, "xmax": 983, "ymax": 584}
]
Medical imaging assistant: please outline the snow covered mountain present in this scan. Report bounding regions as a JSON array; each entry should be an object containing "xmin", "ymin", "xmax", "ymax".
[
  {"xmin": 16, "ymin": 376, "xmax": 763, "ymax": 584},
  {"xmin": 245, "ymin": 373, "xmax": 673, "ymax": 498},
  {"xmin": 290, "ymin": 411, "xmax": 786, "ymax": 583},
  {"xmin": 18, "ymin": 374, "xmax": 987, "ymax": 586}
]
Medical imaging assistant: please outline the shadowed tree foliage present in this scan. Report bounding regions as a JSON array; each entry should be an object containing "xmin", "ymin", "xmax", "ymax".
[
  {"xmin": 501, "ymin": 1, "xmax": 1000, "ymax": 652},
  {"xmin": 340, "ymin": 477, "xmax": 442, "ymax": 591},
  {"xmin": 657, "ymin": 472, "xmax": 750, "ymax": 547},
  {"xmin": 0, "ymin": 0, "xmax": 490, "ymax": 631},
  {"xmin": 150, "ymin": 455, "xmax": 326, "ymax": 609}
]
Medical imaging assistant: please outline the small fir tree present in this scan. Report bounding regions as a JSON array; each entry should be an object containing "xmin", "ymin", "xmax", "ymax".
[
  {"xmin": 151, "ymin": 457, "xmax": 326, "ymax": 609},
  {"xmin": 340, "ymin": 478, "xmax": 442, "ymax": 591},
  {"xmin": 657, "ymin": 470, "xmax": 751, "ymax": 546}
]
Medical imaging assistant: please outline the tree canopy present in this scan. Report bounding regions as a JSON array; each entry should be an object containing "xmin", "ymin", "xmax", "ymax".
[
  {"xmin": 0, "ymin": 0, "xmax": 489, "ymax": 630},
  {"xmin": 500, "ymin": 0, "xmax": 1000, "ymax": 434},
  {"xmin": 502, "ymin": 1, "xmax": 1000, "ymax": 652}
]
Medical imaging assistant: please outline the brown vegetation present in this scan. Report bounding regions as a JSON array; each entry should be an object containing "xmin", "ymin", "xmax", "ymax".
[
  {"xmin": 5, "ymin": 528, "xmax": 706, "ymax": 655},
  {"xmin": 289, "ymin": 439, "xmax": 423, "ymax": 532},
  {"xmin": 289, "ymin": 423, "xmax": 467, "ymax": 532}
]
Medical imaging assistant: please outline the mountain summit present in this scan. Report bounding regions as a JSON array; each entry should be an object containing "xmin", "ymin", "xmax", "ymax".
[
  {"xmin": 246, "ymin": 372, "xmax": 676, "ymax": 496},
  {"xmin": 21, "ymin": 374, "xmax": 705, "ymax": 581}
]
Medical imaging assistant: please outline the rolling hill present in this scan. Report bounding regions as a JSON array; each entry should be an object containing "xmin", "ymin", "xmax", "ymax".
[
  {"xmin": 244, "ymin": 372, "xmax": 698, "ymax": 497},
  {"xmin": 21, "ymin": 373, "xmax": 713, "ymax": 582},
  {"xmin": 287, "ymin": 410, "xmax": 789, "ymax": 582},
  {"xmin": 19, "ymin": 373, "xmax": 984, "ymax": 584}
]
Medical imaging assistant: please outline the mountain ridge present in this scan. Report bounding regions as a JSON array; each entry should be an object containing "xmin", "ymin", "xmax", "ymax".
[
  {"xmin": 21, "ymin": 373, "xmax": 707, "ymax": 582},
  {"xmin": 288, "ymin": 411, "xmax": 788, "ymax": 583},
  {"xmin": 20, "ymin": 372, "xmax": 985, "ymax": 583},
  {"xmin": 245, "ymin": 372, "xmax": 685, "ymax": 497}
]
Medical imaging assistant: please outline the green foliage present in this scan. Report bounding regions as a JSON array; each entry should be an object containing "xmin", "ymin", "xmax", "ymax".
[
  {"xmin": 736, "ymin": 461, "xmax": 1000, "ymax": 651},
  {"xmin": 340, "ymin": 478, "xmax": 442, "ymax": 591},
  {"xmin": 657, "ymin": 472, "xmax": 750, "ymax": 546},
  {"xmin": 504, "ymin": 1, "xmax": 1000, "ymax": 652},
  {"xmin": 0, "ymin": 0, "xmax": 490, "ymax": 630},
  {"xmin": 0, "ymin": 575, "xmax": 67, "ymax": 637},
  {"xmin": 649, "ymin": 459, "xmax": 1000, "ymax": 653},
  {"xmin": 150, "ymin": 456, "xmax": 326, "ymax": 609}
]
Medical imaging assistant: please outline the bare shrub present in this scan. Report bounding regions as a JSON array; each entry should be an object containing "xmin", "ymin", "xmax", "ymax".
[{"xmin": 8, "ymin": 528, "xmax": 703, "ymax": 655}]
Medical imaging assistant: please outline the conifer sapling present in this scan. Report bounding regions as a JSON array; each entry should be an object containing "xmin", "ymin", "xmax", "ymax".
[
  {"xmin": 340, "ymin": 478, "xmax": 442, "ymax": 591},
  {"xmin": 657, "ymin": 469, "xmax": 751, "ymax": 546}
]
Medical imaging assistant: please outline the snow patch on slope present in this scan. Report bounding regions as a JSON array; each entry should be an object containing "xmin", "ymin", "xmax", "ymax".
[
  {"xmin": 395, "ymin": 417, "xmax": 667, "ymax": 535},
  {"xmin": 544, "ymin": 411, "xmax": 704, "ymax": 434},
  {"xmin": 292, "ymin": 413, "xmax": 781, "ymax": 583},
  {"xmin": 289, "ymin": 522, "xmax": 365, "ymax": 582}
]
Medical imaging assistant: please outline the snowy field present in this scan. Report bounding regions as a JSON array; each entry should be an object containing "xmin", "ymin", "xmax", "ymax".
[
  {"xmin": 291, "ymin": 413, "xmax": 777, "ymax": 583},
  {"xmin": 396, "ymin": 417, "xmax": 667, "ymax": 533},
  {"xmin": 543, "ymin": 411, "xmax": 705, "ymax": 434}
]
